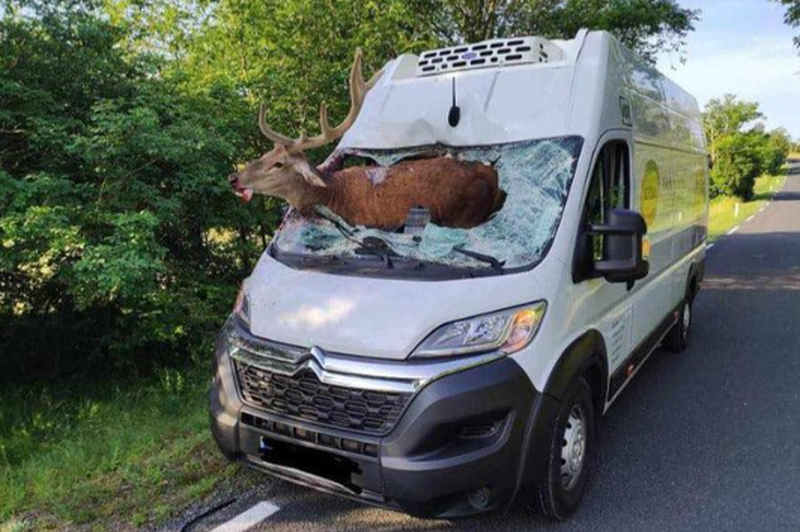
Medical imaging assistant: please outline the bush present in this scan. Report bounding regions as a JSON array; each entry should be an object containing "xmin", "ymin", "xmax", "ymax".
[
  {"xmin": 758, "ymin": 129, "xmax": 792, "ymax": 175},
  {"xmin": 0, "ymin": 5, "xmax": 278, "ymax": 382},
  {"xmin": 710, "ymin": 133, "xmax": 764, "ymax": 200}
]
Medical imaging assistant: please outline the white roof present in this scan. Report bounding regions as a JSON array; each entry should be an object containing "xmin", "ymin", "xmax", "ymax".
[{"xmin": 338, "ymin": 30, "xmax": 704, "ymax": 154}]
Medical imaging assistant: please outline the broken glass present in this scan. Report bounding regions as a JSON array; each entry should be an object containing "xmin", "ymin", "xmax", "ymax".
[{"xmin": 274, "ymin": 136, "xmax": 583, "ymax": 271}]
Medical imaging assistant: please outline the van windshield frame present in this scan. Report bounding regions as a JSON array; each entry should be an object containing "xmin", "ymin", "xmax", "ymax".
[{"xmin": 270, "ymin": 136, "xmax": 584, "ymax": 280}]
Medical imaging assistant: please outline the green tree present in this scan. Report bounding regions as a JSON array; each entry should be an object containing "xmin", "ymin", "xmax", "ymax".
[
  {"xmin": 702, "ymin": 94, "xmax": 763, "ymax": 164},
  {"xmin": 416, "ymin": 0, "xmax": 699, "ymax": 61},
  {"xmin": 701, "ymin": 95, "xmax": 783, "ymax": 200},
  {"xmin": 171, "ymin": 0, "xmax": 439, "ymax": 159},
  {"xmin": 0, "ymin": 0, "xmax": 268, "ymax": 380}
]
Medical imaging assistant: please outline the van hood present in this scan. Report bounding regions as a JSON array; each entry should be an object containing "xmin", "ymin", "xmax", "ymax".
[{"xmin": 245, "ymin": 253, "xmax": 541, "ymax": 360}]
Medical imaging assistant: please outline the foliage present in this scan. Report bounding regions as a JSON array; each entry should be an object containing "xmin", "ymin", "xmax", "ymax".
[
  {"xmin": 418, "ymin": 0, "xmax": 699, "ymax": 61},
  {"xmin": 0, "ymin": 1, "xmax": 273, "ymax": 380},
  {"xmin": 759, "ymin": 127, "xmax": 792, "ymax": 174},
  {"xmin": 702, "ymin": 94, "xmax": 763, "ymax": 162},
  {"xmin": 709, "ymin": 133, "xmax": 765, "ymax": 199},
  {"xmin": 172, "ymin": 0, "xmax": 440, "ymax": 148},
  {"xmin": 703, "ymin": 95, "xmax": 789, "ymax": 199}
]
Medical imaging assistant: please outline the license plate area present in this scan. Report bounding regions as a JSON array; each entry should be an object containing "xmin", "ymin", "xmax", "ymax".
[{"xmin": 259, "ymin": 436, "xmax": 363, "ymax": 493}]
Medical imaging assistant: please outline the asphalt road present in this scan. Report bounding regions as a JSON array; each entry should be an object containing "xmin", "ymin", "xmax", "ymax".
[{"xmin": 166, "ymin": 167, "xmax": 800, "ymax": 532}]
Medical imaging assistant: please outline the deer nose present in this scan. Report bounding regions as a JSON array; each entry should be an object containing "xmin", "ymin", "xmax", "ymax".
[{"xmin": 228, "ymin": 173, "xmax": 239, "ymax": 187}]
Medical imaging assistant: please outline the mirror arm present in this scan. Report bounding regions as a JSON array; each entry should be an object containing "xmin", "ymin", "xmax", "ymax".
[{"xmin": 586, "ymin": 225, "xmax": 637, "ymax": 237}]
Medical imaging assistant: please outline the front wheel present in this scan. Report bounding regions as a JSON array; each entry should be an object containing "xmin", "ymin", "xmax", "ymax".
[{"xmin": 534, "ymin": 377, "xmax": 595, "ymax": 520}]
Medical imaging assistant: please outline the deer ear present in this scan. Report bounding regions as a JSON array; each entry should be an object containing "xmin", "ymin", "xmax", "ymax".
[{"xmin": 296, "ymin": 161, "xmax": 328, "ymax": 188}]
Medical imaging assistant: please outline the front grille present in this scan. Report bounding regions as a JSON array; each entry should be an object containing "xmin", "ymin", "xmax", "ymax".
[{"xmin": 234, "ymin": 361, "xmax": 411, "ymax": 435}]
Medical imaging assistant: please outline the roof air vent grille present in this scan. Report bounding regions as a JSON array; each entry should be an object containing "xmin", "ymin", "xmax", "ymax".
[{"xmin": 416, "ymin": 36, "xmax": 563, "ymax": 77}]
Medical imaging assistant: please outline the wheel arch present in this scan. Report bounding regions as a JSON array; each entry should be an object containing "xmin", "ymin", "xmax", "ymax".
[
  {"xmin": 686, "ymin": 258, "xmax": 705, "ymax": 302},
  {"xmin": 543, "ymin": 330, "xmax": 609, "ymax": 416}
]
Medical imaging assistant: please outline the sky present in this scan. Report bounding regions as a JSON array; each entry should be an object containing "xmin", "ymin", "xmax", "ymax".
[{"xmin": 656, "ymin": 0, "xmax": 800, "ymax": 139}]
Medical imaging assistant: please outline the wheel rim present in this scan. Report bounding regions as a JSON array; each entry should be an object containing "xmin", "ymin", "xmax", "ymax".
[
  {"xmin": 682, "ymin": 303, "xmax": 691, "ymax": 340},
  {"xmin": 560, "ymin": 405, "xmax": 587, "ymax": 491}
]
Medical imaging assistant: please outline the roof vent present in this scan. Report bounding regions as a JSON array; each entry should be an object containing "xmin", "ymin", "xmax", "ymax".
[{"xmin": 416, "ymin": 36, "xmax": 563, "ymax": 77}]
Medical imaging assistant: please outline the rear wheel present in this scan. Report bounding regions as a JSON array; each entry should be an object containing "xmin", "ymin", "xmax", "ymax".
[
  {"xmin": 534, "ymin": 376, "xmax": 595, "ymax": 520},
  {"xmin": 665, "ymin": 297, "xmax": 692, "ymax": 353}
]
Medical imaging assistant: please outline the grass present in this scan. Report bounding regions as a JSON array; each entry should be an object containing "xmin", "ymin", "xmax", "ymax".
[
  {"xmin": 0, "ymin": 364, "xmax": 249, "ymax": 532},
  {"xmin": 708, "ymin": 172, "xmax": 786, "ymax": 241}
]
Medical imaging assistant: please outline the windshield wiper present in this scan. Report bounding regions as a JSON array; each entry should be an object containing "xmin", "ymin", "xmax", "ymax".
[
  {"xmin": 313, "ymin": 208, "xmax": 396, "ymax": 268},
  {"xmin": 355, "ymin": 236, "xmax": 398, "ymax": 268},
  {"xmin": 452, "ymin": 245, "xmax": 506, "ymax": 273},
  {"xmin": 314, "ymin": 207, "xmax": 356, "ymax": 237}
]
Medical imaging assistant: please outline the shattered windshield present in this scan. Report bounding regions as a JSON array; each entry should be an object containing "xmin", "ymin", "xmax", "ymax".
[{"xmin": 273, "ymin": 136, "xmax": 583, "ymax": 274}]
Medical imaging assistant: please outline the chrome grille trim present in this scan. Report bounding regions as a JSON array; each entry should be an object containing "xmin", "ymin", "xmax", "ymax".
[
  {"xmin": 225, "ymin": 319, "xmax": 506, "ymax": 394},
  {"xmin": 231, "ymin": 348, "xmax": 416, "ymax": 394}
]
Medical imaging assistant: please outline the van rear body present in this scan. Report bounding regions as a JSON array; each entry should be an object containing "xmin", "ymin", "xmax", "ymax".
[{"xmin": 210, "ymin": 30, "xmax": 709, "ymax": 519}]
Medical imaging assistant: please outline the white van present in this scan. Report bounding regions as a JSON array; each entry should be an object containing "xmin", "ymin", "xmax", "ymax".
[{"xmin": 211, "ymin": 29, "xmax": 709, "ymax": 520}]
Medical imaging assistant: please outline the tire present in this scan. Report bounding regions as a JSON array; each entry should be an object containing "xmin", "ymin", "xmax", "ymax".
[
  {"xmin": 534, "ymin": 377, "xmax": 596, "ymax": 521},
  {"xmin": 664, "ymin": 298, "xmax": 692, "ymax": 353}
]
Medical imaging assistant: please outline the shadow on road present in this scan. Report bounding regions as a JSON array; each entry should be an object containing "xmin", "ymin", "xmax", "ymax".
[{"xmin": 773, "ymin": 190, "xmax": 800, "ymax": 200}]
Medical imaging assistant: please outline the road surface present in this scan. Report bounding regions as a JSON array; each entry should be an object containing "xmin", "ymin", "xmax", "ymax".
[{"xmin": 164, "ymin": 166, "xmax": 800, "ymax": 532}]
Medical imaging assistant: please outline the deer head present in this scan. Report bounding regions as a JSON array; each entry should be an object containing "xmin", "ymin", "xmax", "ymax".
[{"xmin": 229, "ymin": 48, "xmax": 383, "ymax": 206}]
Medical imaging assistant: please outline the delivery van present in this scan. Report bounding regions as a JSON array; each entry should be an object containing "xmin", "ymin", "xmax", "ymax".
[{"xmin": 210, "ymin": 29, "xmax": 709, "ymax": 520}]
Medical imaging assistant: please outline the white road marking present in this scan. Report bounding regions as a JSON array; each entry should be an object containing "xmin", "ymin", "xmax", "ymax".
[
  {"xmin": 746, "ymin": 215, "xmax": 755, "ymax": 222},
  {"xmin": 210, "ymin": 502, "xmax": 280, "ymax": 532},
  {"xmin": 727, "ymin": 226, "xmax": 740, "ymax": 235},
  {"xmin": 706, "ymin": 243, "xmax": 715, "ymax": 251}
]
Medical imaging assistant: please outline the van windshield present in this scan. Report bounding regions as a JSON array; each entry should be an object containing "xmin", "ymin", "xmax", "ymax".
[{"xmin": 272, "ymin": 136, "xmax": 583, "ymax": 276}]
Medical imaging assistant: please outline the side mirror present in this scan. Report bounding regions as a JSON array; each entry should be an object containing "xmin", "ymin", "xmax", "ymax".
[{"xmin": 588, "ymin": 209, "xmax": 649, "ymax": 283}]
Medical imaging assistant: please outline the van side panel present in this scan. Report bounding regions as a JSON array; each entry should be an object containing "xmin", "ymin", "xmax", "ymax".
[
  {"xmin": 522, "ymin": 33, "xmax": 708, "ymax": 401},
  {"xmin": 617, "ymin": 40, "xmax": 708, "ymax": 347}
]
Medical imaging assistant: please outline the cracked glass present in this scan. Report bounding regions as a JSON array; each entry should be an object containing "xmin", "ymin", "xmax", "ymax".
[{"xmin": 274, "ymin": 136, "xmax": 583, "ymax": 271}]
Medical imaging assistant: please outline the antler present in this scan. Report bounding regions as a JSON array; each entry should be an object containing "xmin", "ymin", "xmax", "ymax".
[{"xmin": 258, "ymin": 48, "xmax": 384, "ymax": 153}]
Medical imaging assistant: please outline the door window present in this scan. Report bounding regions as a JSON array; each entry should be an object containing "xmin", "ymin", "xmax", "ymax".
[{"xmin": 579, "ymin": 142, "xmax": 631, "ymax": 269}]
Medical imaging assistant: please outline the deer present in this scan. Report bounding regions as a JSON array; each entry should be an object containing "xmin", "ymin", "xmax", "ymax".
[{"xmin": 228, "ymin": 49, "xmax": 506, "ymax": 229}]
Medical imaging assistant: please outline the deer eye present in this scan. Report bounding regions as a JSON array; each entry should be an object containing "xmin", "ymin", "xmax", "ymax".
[{"xmin": 273, "ymin": 162, "xmax": 284, "ymax": 169}]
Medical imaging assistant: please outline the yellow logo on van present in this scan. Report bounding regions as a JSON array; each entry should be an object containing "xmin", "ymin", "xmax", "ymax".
[{"xmin": 641, "ymin": 161, "xmax": 660, "ymax": 227}]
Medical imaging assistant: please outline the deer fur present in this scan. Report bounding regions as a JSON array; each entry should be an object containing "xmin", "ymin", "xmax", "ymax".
[{"xmin": 229, "ymin": 146, "xmax": 505, "ymax": 228}]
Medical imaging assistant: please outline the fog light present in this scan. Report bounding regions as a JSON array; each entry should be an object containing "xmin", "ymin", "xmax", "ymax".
[{"xmin": 467, "ymin": 487, "xmax": 493, "ymax": 510}]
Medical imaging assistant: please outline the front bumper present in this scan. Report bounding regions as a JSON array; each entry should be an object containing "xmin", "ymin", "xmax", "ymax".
[{"xmin": 209, "ymin": 323, "xmax": 559, "ymax": 518}]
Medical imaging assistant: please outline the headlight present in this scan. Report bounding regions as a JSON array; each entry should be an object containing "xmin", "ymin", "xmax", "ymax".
[
  {"xmin": 232, "ymin": 281, "xmax": 251, "ymax": 326},
  {"xmin": 412, "ymin": 302, "xmax": 546, "ymax": 358}
]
